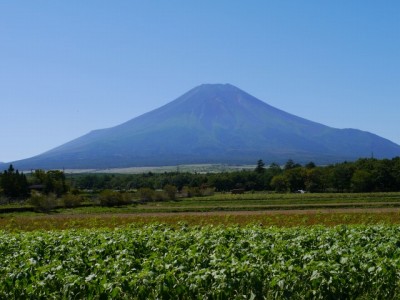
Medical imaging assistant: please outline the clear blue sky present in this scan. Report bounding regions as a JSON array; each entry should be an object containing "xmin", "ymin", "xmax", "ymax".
[{"xmin": 1, "ymin": 1, "xmax": 399, "ymax": 163}]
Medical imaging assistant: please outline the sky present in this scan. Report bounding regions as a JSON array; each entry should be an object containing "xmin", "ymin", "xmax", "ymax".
[{"xmin": 0, "ymin": 1, "xmax": 399, "ymax": 163}]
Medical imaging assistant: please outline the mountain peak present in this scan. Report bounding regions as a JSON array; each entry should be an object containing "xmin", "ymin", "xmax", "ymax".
[
  {"xmin": 5, "ymin": 84, "xmax": 400, "ymax": 169},
  {"xmin": 193, "ymin": 83, "xmax": 244, "ymax": 95},
  {"xmin": 196, "ymin": 83, "xmax": 236, "ymax": 90},
  {"xmin": 174, "ymin": 83, "xmax": 261, "ymax": 109}
]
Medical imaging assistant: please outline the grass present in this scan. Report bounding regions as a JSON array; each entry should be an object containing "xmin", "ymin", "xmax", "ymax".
[
  {"xmin": 2, "ymin": 192, "xmax": 400, "ymax": 231},
  {"xmin": 2, "ymin": 210, "xmax": 400, "ymax": 231}
]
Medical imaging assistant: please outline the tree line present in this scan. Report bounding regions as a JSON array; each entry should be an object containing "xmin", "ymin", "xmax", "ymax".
[
  {"xmin": 70, "ymin": 157, "xmax": 400, "ymax": 193},
  {"xmin": 0, "ymin": 165, "xmax": 68, "ymax": 203},
  {"xmin": 1, "ymin": 157, "xmax": 400, "ymax": 203}
]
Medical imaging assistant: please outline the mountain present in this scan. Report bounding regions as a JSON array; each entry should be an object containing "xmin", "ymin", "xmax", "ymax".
[{"xmin": 3, "ymin": 84, "xmax": 400, "ymax": 170}]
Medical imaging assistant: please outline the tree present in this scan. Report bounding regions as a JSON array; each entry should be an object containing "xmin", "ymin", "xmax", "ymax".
[
  {"xmin": 45, "ymin": 170, "xmax": 68, "ymax": 196},
  {"xmin": 285, "ymin": 167, "xmax": 306, "ymax": 192},
  {"xmin": 305, "ymin": 168, "xmax": 325, "ymax": 192},
  {"xmin": 0, "ymin": 165, "xmax": 30, "ymax": 200},
  {"xmin": 392, "ymin": 157, "xmax": 400, "ymax": 191},
  {"xmin": 32, "ymin": 169, "xmax": 68, "ymax": 197},
  {"xmin": 163, "ymin": 184, "xmax": 177, "ymax": 200},
  {"xmin": 284, "ymin": 159, "xmax": 301, "ymax": 170},
  {"xmin": 331, "ymin": 163, "xmax": 354, "ymax": 192},
  {"xmin": 351, "ymin": 170, "xmax": 373, "ymax": 192},
  {"xmin": 305, "ymin": 162, "xmax": 316, "ymax": 169},
  {"xmin": 372, "ymin": 159, "xmax": 396, "ymax": 192},
  {"xmin": 255, "ymin": 159, "xmax": 265, "ymax": 174},
  {"xmin": 270, "ymin": 175, "xmax": 289, "ymax": 193}
]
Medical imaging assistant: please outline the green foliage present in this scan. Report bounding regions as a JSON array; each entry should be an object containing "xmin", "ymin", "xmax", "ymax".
[
  {"xmin": 69, "ymin": 157, "xmax": 400, "ymax": 194},
  {"xmin": 351, "ymin": 170, "xmax": 373, "ymax": 192},
  {"xmin": 285, "ymin": 167, "xmax": 306, "ymax": 192},
  {"xmin": 98, "ymin": 190, "xmax": 129, "ymax": 207},
  {"xmin": 331, "ymin": 163, "xmax": 354, "ymax": 192},
  {"xmin": 271, "ymin": 175, "xmax": 289, "ymax": 192},
  {"xmin": 255, "ymin": 159, "xmax": 265, "ymax": 173},
  {"xmin": 181, "ymin": 185, "xmax": 215, "ymax": 197},
  {"xmin": 1, "ymin": 225, "xmax": 400, "ymax": 298},
  {"xmin": 163, "ymin": 184, "xmax": 177, "ymax": 200},
  {"xmin": 61, "ymin": 194, "xmax": 83, "ymax": 208},
  {"xmin": 138, "ymin": 187, "xmax": 155, "ymax": 202},
  {"xmin": 0, "ymin": 165, "xmax": 30, "ymax": 200},
  {"xmin": 305, "ymin": 168, "xmax": 325, "ymax": 192},
  {"xmin": 31, "ymin": 169, "xmax": 68, "ymax": 197},
  {"xmin": 284, "ymin": 159, "xmax": 301, "ymax": 170},
  {"xmin": 29, "ymin": 192, "xmax": 57, "ymax": 212}
]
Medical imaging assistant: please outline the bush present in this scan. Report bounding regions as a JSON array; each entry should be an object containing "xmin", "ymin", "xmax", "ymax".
[
  {"xmin": 61, "ymin": 194, "xmax": 83, "ymax": 208},
  {"xmin": 29, "ymin": 192, "xmax": 57, "ymax": 212},
  {"xmin": 138, "ymin": 188, "xmax": 155, "ymax": 202},
  {"xmin": 163, "ymin": 184, "xmax": 177, "ymax": 200},
  {"xmin": 98, "ymin": 190, "xmax": 129, "ymax": 207},
  {"xmin": 154, "ymin": 191, "xmax": 168, "ymax": 201},
  {"xmin": 181, "ymin": 186, "xmax": 214, "ymax": 198}
]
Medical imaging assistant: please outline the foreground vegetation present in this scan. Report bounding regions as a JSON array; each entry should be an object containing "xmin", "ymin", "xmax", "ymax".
[
  {"xmin": 1, "ymin": 224, "xmax": 400, "ymax": 299},
  {"xmin": 1, "ymin": 158, "xmax": 399, "ymax": 298}
]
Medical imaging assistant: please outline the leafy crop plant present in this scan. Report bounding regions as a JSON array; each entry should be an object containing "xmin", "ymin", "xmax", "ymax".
[{"xmin": 1, "ymin": 224, "xmax": 400, "ymax": 299}]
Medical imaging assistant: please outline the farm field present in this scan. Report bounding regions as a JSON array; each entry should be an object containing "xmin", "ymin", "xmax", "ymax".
[
  {"xmin": 2, "ymin": 192, "xmax": 400, "ymax": 230},
  {"xmin": 118, "ymin": 192, "xmax": 400, "ymax": 213},
  {"xmin": 3, "ymin": 209, "xmax": 400, "ymax": 231},
  {"xmin": 2, "ymin": 192, "xmax": 400, "ymax": 298},
  {"xmin": 1, "ymin": 224, "xmax": 400, "ymax": 299}
]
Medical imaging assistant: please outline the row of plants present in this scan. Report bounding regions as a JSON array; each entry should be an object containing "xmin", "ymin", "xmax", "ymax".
[
  {"xmin": 1, "ymin": 224, "xmax": 400, "ymax": 298},
  {"xmin": 17, "ymin": 185, "xmax": 216, "ymax": 212},
  {"xmin": 4, "ymin": 211, "xmax": 400, "ymax": 231}
]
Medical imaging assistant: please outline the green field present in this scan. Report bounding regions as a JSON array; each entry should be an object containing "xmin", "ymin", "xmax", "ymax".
[
  {"xmin": 126, "ymin": 192, "xmax": 400, "ymax": 212},
  {"xmin": 2, "ymin": 192, "xmax": 400, "ymax": 298},
  {"xmin": 2, "ymin": 192, "xmax": 400, "ymax": 230},
  {"xmin": 1, "ymin": 224, "xmax": 400, "ymax": 299},
  {"xmin": 4, "ymin": 191, "xmax": 400, "ymax": 214}
]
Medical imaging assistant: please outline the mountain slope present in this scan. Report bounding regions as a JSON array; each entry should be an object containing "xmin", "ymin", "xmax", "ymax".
[{"xmin": 5, "ymin": 84, "xmax": 400, "ymax": 169}]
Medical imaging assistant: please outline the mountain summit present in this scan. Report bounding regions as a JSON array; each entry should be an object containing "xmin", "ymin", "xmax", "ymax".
[{"xmin": 6, "ymin": 84, "xmax": 400, "ymax": 169}]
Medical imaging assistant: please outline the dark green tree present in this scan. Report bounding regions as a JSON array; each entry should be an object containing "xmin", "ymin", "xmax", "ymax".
[
  {"xmin": 305, "ymin": 162, "xmax": 316, "ymax": 169},
  {"xmin": 270, "ymin": 174, "xmax": 289, "ymax": 192},
  {"xmin": 372, "ymin": 159, "xmax": 396, "ymax": 192},
  {"xmin": 255, "ymin": 159, "xmax": 266, "ymax": 174},
  {"xmin": 351, "ymin": 170, "xmax": 373, "ymax": 192},
  {"xmin": 32, "ymin": 169, "xmax": 68, "ymax": 197},
  {"xmin": 285, "ymin": 167, "xmax": 306, "ymax": 192},
  {"xmin": 0, "ymin": 165, "xmax": 30, "ymax": 200},
  {"xmin": 305, "ymin": 168, "xmax": 325, "ymax": 192},
  {"xmin": 330, "ymin": 163, "xmax": 354, "ymax": 192},
  {"xmin": 284, "ymin": 159, "xmax": 301, "ymax": 170}
]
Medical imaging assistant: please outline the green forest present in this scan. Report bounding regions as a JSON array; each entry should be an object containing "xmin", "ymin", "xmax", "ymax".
[
  {"xmin": 68, "ymin": 157, "xmax": 400, "ymax": 193},
  {"xmin": 1, "ymin": 157, "xmax": 400, "ymax": 204}
]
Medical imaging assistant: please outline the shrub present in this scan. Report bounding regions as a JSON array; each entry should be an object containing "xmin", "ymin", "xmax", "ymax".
[
  {"xmin": 202, "ymin": 187, "xmax": 215, "ymax": 196},
  {"xmin": 154, "ymin": 190, "xmax": 168, "ymax": 201},
  {"xmin": 62, "ymin": 194, "xmax": 83, "ymax": 208},
  {"xmin": 138, "ymin": 188, "xmax": 155, "ymax": 202},
  {"xmin": 29, "ymin": 191, "xmax": 57, "ymax": 212},
  {"xmin": 98, "ymin": 190, "xmax": 128, "ymax": 207},
  {"xmin": 181, "ymin": 186, "xmax": 214, "ymax": 197},
  {"xmin": 163, "ymin": 184, "xmax": 177, "ymax": 200}
]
